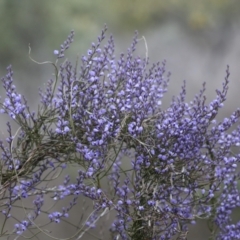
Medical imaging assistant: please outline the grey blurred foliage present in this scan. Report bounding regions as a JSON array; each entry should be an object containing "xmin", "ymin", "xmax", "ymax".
[
  {"xmin": 1, "ymin": 1, "xmax": 240, "ymax": 239},
  {"xmin": 1, "ymin": 0, "xmax": 240, "ymax": 69},
  {"xmin": 0, "ymin": 0, "xmax": 51, "ymax": 66}
]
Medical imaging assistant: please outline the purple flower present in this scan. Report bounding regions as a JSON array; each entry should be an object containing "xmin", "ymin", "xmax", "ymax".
[{"xmin": 1, "ymin": 27, "xmax": 240, "ymax": 240}]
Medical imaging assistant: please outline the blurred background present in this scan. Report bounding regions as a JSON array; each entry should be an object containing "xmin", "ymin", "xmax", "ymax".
[{"xmin": 0, "ymin": 0, "xmax": 240, "ymax": 239}]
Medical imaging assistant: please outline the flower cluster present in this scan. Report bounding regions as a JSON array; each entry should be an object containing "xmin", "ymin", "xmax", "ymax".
[{"xmin": 1, "ymin": 26, "xmax": 240, "ymax": 240}]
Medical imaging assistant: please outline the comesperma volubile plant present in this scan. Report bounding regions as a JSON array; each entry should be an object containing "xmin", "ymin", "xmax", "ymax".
[{"xmin": 1, "ymin": 25, "xmax": 240, "ymax": 240}]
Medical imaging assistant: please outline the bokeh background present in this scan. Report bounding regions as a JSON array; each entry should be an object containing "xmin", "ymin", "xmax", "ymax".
[{"xmin": 1, "ymin": 0, "xmax": 240, "ymax": 239}]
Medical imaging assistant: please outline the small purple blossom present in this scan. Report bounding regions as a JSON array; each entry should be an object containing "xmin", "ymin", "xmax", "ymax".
[
  {"xmin": 53, "ymin": 49, "xmax": 59, "ymax": 55},
  {"xmin": 54, "ymin": 30, "xmax": 74, "ymax": 59}
]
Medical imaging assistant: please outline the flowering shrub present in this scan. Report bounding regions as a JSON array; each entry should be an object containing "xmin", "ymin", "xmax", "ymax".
[{"xmin": 1, "ymin": 26, "xmax": 240, "ymax": 240}]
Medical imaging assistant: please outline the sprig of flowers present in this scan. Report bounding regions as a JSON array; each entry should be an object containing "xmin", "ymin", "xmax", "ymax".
[{"xmin": 0, "ymin": 26, "xmax": 240, "ymax": 240}]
